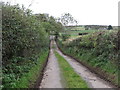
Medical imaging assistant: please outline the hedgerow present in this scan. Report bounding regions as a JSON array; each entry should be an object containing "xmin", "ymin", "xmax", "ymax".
[
  {"xmin": 57, "ymin": 31, "xmax": 119, "ymax": 86},
  {"xmin": 2, "ymin": 2, "xmax": 63, "ymax": 88}
]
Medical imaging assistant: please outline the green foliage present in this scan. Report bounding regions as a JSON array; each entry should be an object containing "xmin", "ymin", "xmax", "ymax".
[
  {"xmin": 35, "ymin": 14, "xmax": 63, "ymax": 34},
  {"xmin": 2, "ymin": 1, "xmax": 63, "ymax": 88},
  {"xmin": 2, "ymin": 3, "xmax": 64, "ymax": 88},
  {"xmin": 2, "ymin": 3, "xmax": 49, "ymax": 64},
  {"xmin": 57, "ymin": 31, "xmax": 119, "ymax": 85},
  {"xmin": 14, "ymin": 51, "xmax": 48, "ymax": 88},
  {"xmin": 3, "ymin": 50, "xmax": 48, "ymax": 88}
]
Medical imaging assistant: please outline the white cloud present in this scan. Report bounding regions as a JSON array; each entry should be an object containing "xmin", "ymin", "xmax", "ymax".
[{"xmin": 3, "ymin": 0, "xmax": 119, "ymax": 26}]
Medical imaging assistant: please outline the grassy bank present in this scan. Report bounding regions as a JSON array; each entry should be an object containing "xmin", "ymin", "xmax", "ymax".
[
  {"xmin": 15, "ymin": 50, "xmax": 49, "ymax": 88},
  {"xmin": 55, "ymin": 51, "xmax": 88, "ymax": 88},
  {"xmin": 3, "ymin": 50, "xmax": 49, "ymax": 88},
  {"xmin": 57, "ymin": 31, "xmax": 119, "ymax": 86}
]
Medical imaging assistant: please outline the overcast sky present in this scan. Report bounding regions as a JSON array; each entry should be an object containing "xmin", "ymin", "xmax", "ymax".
[{"xmin": 3, "ymin": 0, "xmax": 120, "ymax": 26}]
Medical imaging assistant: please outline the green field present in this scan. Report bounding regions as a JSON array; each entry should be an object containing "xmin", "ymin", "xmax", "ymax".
[
  {"xmin": 60, "ymin": 29, "xmax": 118, "ymax": 43},
  {"xmin": 61, "ymin": 28, "xmax": 118, "ymax": 39},
  {"xmin": 66, "ymin": 26, "xmax": 85, "ymax": 30},
  {"xmin": 64, "ymin": 29, "xmax": 97, "ymax": 35}
]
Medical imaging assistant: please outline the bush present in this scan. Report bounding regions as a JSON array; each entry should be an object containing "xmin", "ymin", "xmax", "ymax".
[{"xmin": 2, "ymin": 3, "xmax": 49, "ymax": 65}]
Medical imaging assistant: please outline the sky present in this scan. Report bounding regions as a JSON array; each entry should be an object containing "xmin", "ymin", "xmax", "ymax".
[{"xmin": 2, "ymin": 0, "xmax": 120, "ymax": 26}]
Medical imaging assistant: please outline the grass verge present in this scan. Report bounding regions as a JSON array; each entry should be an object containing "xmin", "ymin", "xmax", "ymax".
[
  {"xmin": 54, "ymin": 51, "xmax": 88, "ymax": 88},
  {"xmin": 14, "ymin": 51, "xmax": 49, "ymax": 88}
]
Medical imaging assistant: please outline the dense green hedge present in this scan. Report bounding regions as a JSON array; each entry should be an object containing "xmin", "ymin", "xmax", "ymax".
[
  {"xmin": 57, "ymin": 31, "xmax": 119, "ymax": 86},
  {"xmin": 2, "ymin": 3, "xmax": 63, "ymax": 88},
  {"xmin": 2, "ymin": 4, "xmax": 49, "ymax": 64}
]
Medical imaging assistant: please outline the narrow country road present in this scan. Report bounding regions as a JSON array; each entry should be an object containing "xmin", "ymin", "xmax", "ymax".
[
  {"xmin": 39, "ymin": 39, "xmax": 63, "ymax": 88},
  {"xmin": 39, "ymin": 36, "xmax": 114, "ymax": 88}
]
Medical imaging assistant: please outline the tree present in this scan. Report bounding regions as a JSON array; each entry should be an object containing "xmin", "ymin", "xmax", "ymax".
[
  {"xmin": 59, "ymin": 13, "xmax": 78, "ymax": 26},
  {"xmin": 107, "ymin": 25, "xmax": 113, "ymax": 30},
  {"xmin": 35, "ymin": 13, "xmax": 49, "ymax": 22},
  {"xmin": 35, "ymin": 14, "xmax": 63, "ymax": 34}
]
